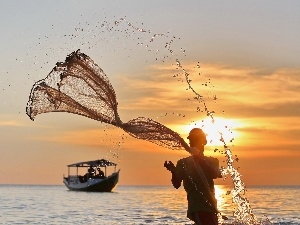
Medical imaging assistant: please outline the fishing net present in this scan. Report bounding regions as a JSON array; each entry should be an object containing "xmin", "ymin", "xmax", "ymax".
[{"xmin": 26, "ymin": 50, "xmax": 189, "ymax": 151}]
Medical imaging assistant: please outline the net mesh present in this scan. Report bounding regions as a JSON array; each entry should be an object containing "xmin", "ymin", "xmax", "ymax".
[{"xmin": 26, "ymin": 50, "xmax": 189, "ymax": 151}]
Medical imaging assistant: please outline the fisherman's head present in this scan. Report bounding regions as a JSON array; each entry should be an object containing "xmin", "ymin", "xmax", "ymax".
[{"xmin": 187, "ymin": 128, "xmax": 207, "ymax": 147}]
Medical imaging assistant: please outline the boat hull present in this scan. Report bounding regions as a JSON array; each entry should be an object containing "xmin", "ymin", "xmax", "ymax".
[{"xmin": 63, "ymin": 170, "xmax": 120, "ymax": 192}]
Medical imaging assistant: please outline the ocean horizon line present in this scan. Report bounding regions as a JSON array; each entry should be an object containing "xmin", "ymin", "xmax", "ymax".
[{"xmin": 0, "ymin": 183, "xmax": 299, "ymax": 187}]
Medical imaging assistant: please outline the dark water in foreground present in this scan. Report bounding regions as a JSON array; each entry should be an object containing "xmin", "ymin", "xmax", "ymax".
[{"xmin": 0, "ymin": 185, "xmax": 299, "ymax": 224}]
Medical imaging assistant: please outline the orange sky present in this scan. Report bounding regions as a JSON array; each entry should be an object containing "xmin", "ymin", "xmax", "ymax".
[
  {"xmin": 1, "ymin": 62, "xmax": 300, "ymax": 186},
  {"xmin": 1, "ymin": 1, "xmax": 300, "ymax": 186}
]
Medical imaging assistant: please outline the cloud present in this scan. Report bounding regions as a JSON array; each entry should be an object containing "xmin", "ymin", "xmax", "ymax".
[
  {"xmin": 107, "ymin": 63, "xmax": 300, "ymax": 158},
  {"xmin": 0, "ymin": 120, "xmax": 25, "ymax": 127},
  {"xmin": 10, "ymin": 61, "xmax": 299, "ymax": 166},
  {"xmin": 29, "ymin": 127, "xmax": 113, "ymax": 147},
  {"xmin": 210, "ymin": 66, "xmax": 300, "ymax": 107},
  {"xmin": 116, "ymin": 62, "xmax": 300, "ymax": 120},
  {"xmin": 0, "ymin": 115, "xmax": 33, "ymax": 127}
]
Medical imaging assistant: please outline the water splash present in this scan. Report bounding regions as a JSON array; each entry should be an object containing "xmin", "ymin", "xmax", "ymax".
[
  {"xmin": 221, "ymin": 148, "xmax": 258, "ymax": 224},
  {"xmin": 174, "ymin": 58, "xmax": 262, "ymax": 224}
]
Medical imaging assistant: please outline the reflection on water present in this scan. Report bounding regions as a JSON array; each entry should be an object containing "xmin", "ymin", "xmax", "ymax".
[
  {"xmin": 215, "ymin": 185, "xmax": 300, "ymax": 225},
  {"xmin": 215, "ymin": 185, "xmax": 232, "ymax": 213},
  {"xmin": 0, "ymin": 185, "xmax": 299, "ymax": 225}
]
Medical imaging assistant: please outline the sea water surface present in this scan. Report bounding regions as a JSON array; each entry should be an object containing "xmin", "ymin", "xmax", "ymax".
[{"xmin": 0, "ymin": 185, "xmax": 299, "ymax": 225}]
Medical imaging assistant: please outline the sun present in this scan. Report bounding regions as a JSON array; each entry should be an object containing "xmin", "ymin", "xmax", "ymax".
[{"xmin": 182, "ymin": 117, "xmax": 240, "ymax": 146}]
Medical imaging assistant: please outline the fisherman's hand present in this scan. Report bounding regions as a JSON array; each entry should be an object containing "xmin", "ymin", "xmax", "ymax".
[{"xmin": 164, "ymin": 161, "xmax": 175, "ymax": 172}]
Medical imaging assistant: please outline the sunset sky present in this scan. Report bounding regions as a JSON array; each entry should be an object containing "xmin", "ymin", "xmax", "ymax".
[{"xmin": 1, "ymin": 1, "xmax": 300, "ymax": 186}]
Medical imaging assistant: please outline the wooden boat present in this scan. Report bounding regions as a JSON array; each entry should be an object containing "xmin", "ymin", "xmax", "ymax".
[{"xmin": 63, "ymin": 159, "xmax": 120, "ymax": 192}]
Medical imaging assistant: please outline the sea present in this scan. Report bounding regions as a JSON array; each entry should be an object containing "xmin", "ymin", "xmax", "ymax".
[{"xmin": 0, "ymin": 184, "xmax": 299, "ymax": 225}]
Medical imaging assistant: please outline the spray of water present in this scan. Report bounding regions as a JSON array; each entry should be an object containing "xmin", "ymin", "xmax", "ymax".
[{"xmin": 174, "ymin": 59, "xmax": 260, "ymax": 224}]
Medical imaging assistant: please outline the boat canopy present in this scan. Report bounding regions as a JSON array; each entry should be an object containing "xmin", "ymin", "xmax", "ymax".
[{"xmin": 67, "ymin": 159, "xmax": 117, "ymax": 167}]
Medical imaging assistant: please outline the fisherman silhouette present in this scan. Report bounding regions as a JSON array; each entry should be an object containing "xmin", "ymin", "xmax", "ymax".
[{"xmin": 164, "ymin": 128, "xmax": 222, "ymax": 225}]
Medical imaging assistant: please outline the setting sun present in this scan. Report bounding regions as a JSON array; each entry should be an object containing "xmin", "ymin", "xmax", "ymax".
[{"xmin": 182, "ymin": 117, "xmax": 241, "ymax": 146}]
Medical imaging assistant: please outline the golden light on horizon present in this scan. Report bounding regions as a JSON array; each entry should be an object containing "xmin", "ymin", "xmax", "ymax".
[{"xmin": 180, "ymin": 117, "xmax": 242, "ymax": 146}]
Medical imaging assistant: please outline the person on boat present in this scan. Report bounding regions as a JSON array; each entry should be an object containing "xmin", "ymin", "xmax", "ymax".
[
  {"xmin": 97, "ymin": 167, "xmax": 105, "ymax": 178},
  {"xmin": 88, "ymin": 166, "xmax": 95, "ymax": 177},
  {"xmin": 164, "ymin": 128, "xmax": 222, "ymax": 225}
]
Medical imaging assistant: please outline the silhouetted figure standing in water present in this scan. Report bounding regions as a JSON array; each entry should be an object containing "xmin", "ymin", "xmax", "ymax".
[{"xmin": 164, "ymin": 128, "xmax": 222, "ymax": 225}]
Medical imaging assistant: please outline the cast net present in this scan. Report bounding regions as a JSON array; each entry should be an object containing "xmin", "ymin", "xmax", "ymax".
[{"xmin": 26, "ymin": 50, "xmax": 189, "ymax": 151}]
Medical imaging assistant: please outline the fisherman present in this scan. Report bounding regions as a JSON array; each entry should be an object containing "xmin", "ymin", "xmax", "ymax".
[{"xmin": 164, "ymin": 128, "xmax": 222, "ymax": 225}]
